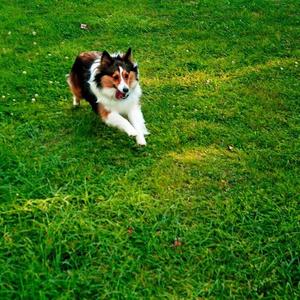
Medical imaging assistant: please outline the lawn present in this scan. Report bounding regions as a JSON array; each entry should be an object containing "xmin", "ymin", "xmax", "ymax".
[{"xmin": 0, "ymin": 0, "xmax": 299, "ymax": 298}]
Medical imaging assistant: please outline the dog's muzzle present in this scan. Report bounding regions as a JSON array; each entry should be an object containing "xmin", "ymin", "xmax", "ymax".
[{"xmin": 115, "ymin": 90, "xmax": 129, "ymax": 100}]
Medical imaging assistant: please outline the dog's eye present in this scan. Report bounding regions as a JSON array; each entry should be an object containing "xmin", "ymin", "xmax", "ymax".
[
  {"xmin": 124, "ymin": 73, "xmax": 129, "ymax": 79},
  {"xmin": 113, "ymin": 75, "xmax": 119, "ymax": 81}
]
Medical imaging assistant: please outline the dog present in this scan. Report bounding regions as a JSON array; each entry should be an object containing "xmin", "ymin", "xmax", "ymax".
[{"xmin": 67, "ymin": 48, "xmax": 149, "ymax": 145}]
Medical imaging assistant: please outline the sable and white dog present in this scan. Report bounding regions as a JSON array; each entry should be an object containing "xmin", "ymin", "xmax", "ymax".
[{"xmin": 67, "ymin": 48, "xmax": 149, "ymax": 145}]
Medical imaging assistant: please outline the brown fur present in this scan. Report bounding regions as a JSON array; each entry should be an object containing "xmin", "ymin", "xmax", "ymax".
[
  {"xmin": 78, "ymin": 51, "xmax": 101, "ymax": 63},
  {"xmin": 98, "ymin": 104, "xmax": 110, "ymax": 120},
  {"xmin": 99, "ymin": 70, "xmax": 135, "ymax": 89},
  {"xmin": 128, "ymin": 71, "xmax": 136, "ymax": 86},
  {"xmin": 101, "ymin": 75, "xmax": 115, "ymax": 88}
]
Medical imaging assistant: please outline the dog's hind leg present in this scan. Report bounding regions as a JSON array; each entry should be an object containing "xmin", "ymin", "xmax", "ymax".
[
  {"xmin": 72, "ymin": 96, "xmax": 81, "ymax": 107},
  {"xmin": 67, "ymin": 74, "xmax": 82, "ymax": 107}
]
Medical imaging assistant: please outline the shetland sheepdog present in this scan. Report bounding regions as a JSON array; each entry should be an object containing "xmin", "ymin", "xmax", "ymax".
[{"xmin": 67, "ymin": 48, "xmax": 149, "ymax": 145}]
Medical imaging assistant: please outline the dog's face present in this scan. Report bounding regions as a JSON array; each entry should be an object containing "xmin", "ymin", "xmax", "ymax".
[{"xmin": 97, "ymin": 48, "xmax": 139, "ymax": 100}]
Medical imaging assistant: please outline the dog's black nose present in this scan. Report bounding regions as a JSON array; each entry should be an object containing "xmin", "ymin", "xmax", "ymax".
[{"xmin": 123, "ymin": 87, "xmax": 129, "ymax": 93}]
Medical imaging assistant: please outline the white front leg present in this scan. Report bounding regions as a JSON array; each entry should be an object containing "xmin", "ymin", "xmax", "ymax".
[
  {"xmin": 128, "ymin": 105, "xmax": 149, "ymax": 145},
  {"xmin": 105, "ymin": 111, "xmax": 137, "ymax": 137}
]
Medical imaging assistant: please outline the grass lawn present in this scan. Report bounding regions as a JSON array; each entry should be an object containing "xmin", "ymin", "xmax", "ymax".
[{"xmin": 0, "ymin": 0, "xmax": 299, "ymax": 298}]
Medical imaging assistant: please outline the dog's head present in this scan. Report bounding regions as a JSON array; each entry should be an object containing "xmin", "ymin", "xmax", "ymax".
[{"xmin": 96, "ymin": 48, "xmax": 139, "ymax": 100}]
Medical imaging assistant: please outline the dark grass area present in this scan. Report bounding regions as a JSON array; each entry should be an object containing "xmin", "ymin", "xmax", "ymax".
[{"xmin": 0, "ymin": 0, "xmax": 300, "ymax": 298}]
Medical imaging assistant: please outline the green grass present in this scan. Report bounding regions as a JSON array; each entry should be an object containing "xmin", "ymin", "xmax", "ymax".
[{"xmin": 0, "ymin": 0, "xmax": 299, "ymax": 298}]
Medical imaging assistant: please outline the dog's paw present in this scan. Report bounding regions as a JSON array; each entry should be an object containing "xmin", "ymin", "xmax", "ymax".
[
  {"xmin": 136, "ymin": 135, "xmax": 147, "ymax": 146},
  {"xmin": 143, "ymin": 129, "xmax": 150, "ymax": 136},
  {"xmin": 72, "ymin": 97, "xmax": 80, "ymax": 107},
  {"xmin": 141, "ymin": 125, "xmax": 150, "ymax": 135},
  {"xmin": 126, "ymin": 127, "xmax": 138, "ymax": 137}
]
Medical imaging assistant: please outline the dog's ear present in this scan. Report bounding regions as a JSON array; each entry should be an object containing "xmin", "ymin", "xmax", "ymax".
[
  {"xmin": 122, "ymin": 48, "xmax": 132, "ymax": 62},
  {"xmin": 101, "ymin": 50, "xmax": 113, "ymax": 66}
]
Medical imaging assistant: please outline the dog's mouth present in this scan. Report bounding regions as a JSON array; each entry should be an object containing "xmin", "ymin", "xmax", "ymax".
[{"xmin": 115, "ymin": 90, "xmax": 129, "ymax": 100}]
